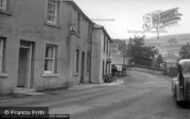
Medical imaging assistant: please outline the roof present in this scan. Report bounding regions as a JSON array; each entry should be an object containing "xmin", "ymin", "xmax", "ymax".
[
  {"xmin": 179, "ymin": 59, "xmax": 190, "ymax": 65},
  {"xmin": 64, "ymin": 1, "xmax": 112, "ymax": 42},
  {"xmin": 93, "ymin": 24, "xmax": 112, "ymax": 42},
  {"xmin": 64, "ymin": 0, "xmax": 93, "ymax": 24},
  {"xmin": 112, "ymin": 39, "xmax": 126, "ymax": 43}
]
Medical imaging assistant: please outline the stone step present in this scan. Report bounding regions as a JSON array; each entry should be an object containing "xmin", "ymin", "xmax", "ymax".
[{"xmin": 14, "ymin": 88, "xmax": 45, "ymax": 96}]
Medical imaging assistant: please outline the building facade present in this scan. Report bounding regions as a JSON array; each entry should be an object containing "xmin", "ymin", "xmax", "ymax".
[
  {"xmin": 91, "ymin": 24, "xmax": 112, "ymax": 84},
  {"xmin": 0, "ymin": 0, "xmax": 93, "ymax": 94},
  {"xmin": 65, "ymin": 1, "xmax": 93, "ymax": 85},
  {"xmin": 111, "ymin": 39, "xmax": 128, "ymax": 66}
]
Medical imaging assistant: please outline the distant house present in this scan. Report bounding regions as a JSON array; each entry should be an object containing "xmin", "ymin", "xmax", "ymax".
[
  {"xmin": 91, "ymin": 24, "xmax": 112, "ymax": 83},
  {"xmin": 111, "ymin": 39, "xmax": 128, "ymax": 66},
  {"xmin": 0, "ymin": 0, "xmax": 93, "ymax": 94}
]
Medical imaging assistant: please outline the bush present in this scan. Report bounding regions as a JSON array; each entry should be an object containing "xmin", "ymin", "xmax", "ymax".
[{"xmin": 103, "ymin": 74, "xmax": 116, "ymax": 83}]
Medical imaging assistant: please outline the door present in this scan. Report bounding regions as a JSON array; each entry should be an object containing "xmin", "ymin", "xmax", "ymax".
[
  {"xmin": 17, "ymin": 42, "xmax": 33, "ymax": 88},
  {"xmin": 80, "ymin": 52, "xmax": 85, "ymax": 83}
]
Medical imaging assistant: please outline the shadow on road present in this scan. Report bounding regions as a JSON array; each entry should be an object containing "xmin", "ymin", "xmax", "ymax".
[{"xmin": 176, "ymin": 102, "xmax": 190, "ymax": 109}]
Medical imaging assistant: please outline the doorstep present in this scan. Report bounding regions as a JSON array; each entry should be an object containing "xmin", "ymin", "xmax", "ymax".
[
  {"xmin": 68, "ymin": 84, "xmax": 98, "ymax": 90},
  {"xmin": 14, "ymin": 88, "xmax": 46, "ymax": 96}
]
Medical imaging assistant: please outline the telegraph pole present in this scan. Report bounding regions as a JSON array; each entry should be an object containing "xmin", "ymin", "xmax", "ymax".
[{"xmin": 156, "ymin": 25, "xmax": 160, "ymax": 39}]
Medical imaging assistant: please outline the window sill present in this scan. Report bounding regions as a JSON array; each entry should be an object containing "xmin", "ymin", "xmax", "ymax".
[
  {"xmin": 70, "ymin": 32, "xmax": 80, "ymax": 38},
  {"xmin": 42, "ymin": 73, "xmax": 60, "ymax": 77},
  {"xmin": 0, "ymin": 9, "xmax": 12, "ymax": 16},
  {"xmin": 44, "ymin": 21, "xmax": 61, "ymax": 29},
  {"xmin": 0, "ymin": 72, "xmax": 8, "ymax": 77}
]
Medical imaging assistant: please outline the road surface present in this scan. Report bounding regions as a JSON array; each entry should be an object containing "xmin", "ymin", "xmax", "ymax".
[{"xmin": 0, "ymin": 70, "xmax": 190, "ymax": 119}]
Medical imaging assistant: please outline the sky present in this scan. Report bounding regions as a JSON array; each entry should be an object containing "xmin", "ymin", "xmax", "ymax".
[{"xmin": 74, "ymin": 0, "xmax": 190, "ymax": 39}]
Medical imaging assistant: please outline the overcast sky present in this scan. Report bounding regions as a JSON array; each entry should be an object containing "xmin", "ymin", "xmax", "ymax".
[{"xmin": 74, "ymin": 0, "xmax": 190, "ymax": 39}]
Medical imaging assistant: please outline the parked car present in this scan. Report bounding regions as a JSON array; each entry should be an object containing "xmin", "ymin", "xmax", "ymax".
[{"xmin": 172, "ymin": 59, "xmax": 190, "ymax": 105}]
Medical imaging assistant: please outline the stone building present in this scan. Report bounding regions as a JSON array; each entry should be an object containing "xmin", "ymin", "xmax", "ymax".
[
  {"xmin": 111, "ymin": 39, "xmax": 128, "ymax": 66},
  {"xmin": 91, "ymin": 24, "xmax": 112, "ymax": 84},
  {"xmin": 0, "ymin": 0, "xmax": 93, "ymax": 94},
  {"xmin": 65, "ymin": 1, "xmax": 93, "ymax": 85}
]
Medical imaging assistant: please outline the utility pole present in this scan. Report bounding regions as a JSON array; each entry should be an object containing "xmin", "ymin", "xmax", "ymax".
[
  {"xmin": 122, "ymin": 40, "xmax": 127, "ymax": 65},
  {"xmin": 156, "ymin": 26, "xmax": 160, "ymax": 39}
]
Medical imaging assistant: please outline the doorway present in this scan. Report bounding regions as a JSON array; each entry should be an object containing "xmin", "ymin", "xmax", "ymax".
[
  {"xmin": 80, "ymin": 52, "xmax": 85, "ymax": 83},
  {"xmin": 17, "ymin": 41, "xmax": 34, "ymax": 88}
]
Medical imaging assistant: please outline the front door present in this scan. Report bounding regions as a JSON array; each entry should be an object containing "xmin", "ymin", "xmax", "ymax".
[
  {"xmin": 17, "ymin": 42, "xmax": 33, "ymax": 88},
  {"xmin": 80, "ymin": 52, "xmax": 85, "ymax": 83}
]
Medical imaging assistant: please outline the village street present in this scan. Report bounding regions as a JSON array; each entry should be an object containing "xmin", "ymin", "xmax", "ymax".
[{"xmin": 1, "ymin": 70, "xmax": 190, "ymax": 119}]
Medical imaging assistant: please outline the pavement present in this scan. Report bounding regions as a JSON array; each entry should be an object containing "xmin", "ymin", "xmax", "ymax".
[
  {"xmin": 69, "ymin": 79, "xmax": 124, "ymax": 90},
  {"xmin": 0, "ymin": 78, "xmax": 125, "ymax": 100},
  {"xmin": 0, "ymin": 70, "xmax": 190, "ymax": 119}
]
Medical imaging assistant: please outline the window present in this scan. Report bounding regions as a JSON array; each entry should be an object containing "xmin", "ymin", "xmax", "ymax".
[
  {"xmin": 47, "ymin": 0, "xmax": 58, "ymax": 24},
  {"xmin": 102, "ymin": 60, "xmax": 105, "ymax": 77},
  {"xmin": 77, "ymin": 12, "xmax": 81, "ymax": 34},
  {"xmin": 75, "ymin": 49, "xmax": 80, "ymax": 74},
  {"xmin": 44, "ymin": 44, "xmax": 57, "ymax": 73},
  {"xmin": 108, "ymin": 62, "xmax": 110, "ymax": 74},
  {"xmin": 105, "ymin": 37, "xmax": 107, "ymax": 53},
  {"xmin": 181, "ymin": 63, "xmax": 190, "ymax": 74},
  {"xmin": 108, "ymin": 41, "xmax": 110, "ymax": 56},
  {"xmin": 103, "ymin": 35, "xmax": 106, "ymax": 52},
  {"xmin": 107, "ymin": 39, "xmax": 109, "ymax": 54},
  {"xmin": 87, "ymin": 51, "xmax": 91, "ymax": 73},
  {"xmin": 0, "ymin": 38, "xmax": 5, "ymax": 73},
  {"xmin": 0, "ymin": 0, "xmax": 7, "ymax": 10},
  {"xmin": 105, "ymin": 62, "xmax": 108, "ymax": 74}
]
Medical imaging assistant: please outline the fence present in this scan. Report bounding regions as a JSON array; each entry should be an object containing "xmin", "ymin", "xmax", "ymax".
[{"xmin": 127, "ymin": 65, "xmax": 165, "ymax": 75}]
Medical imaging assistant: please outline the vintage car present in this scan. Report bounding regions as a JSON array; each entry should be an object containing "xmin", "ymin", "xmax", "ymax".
[{"xmin": 172, "ymin": 59, "xmax": 190, "ymax": 104}]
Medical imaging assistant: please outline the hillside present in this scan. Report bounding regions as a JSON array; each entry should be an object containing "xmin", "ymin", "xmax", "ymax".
[{"xmin": 145, "ymin": 33, "xmax": 190, "ymax": 63}]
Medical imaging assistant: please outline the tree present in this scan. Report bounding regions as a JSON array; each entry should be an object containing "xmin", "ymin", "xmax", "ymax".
[
  {"xmin": 155, "ymin": 54, "xmax": 164, "ymax": 68},
  {"xmin": 179, "ymin": 42, "xmax": 190, "ymax": 59},
  {"xmin": 127, "ymin": 36, "xmax": 158, "ymax": 66}
]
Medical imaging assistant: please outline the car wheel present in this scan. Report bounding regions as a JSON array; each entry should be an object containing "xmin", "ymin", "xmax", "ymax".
[
  {"xmin": 176, "ymin": 100, "xmax": 187, "ymax": 106},
  {"xmin": 176, "ymin": 100, "xmax": 182, "ymax": 105},
  {"xmin": 174, "ymin": 88, "xmax": 181, "ymax": 105}
]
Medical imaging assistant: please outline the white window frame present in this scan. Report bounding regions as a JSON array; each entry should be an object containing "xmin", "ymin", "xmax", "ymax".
[
  {"xmin": 47, "ymin": 0, "xmax": 58, "ymax": 24},
  {"xmin": 44, "ymin": 44, "xmax": 57, "ymax": 74},
  {"xmin": 0, "ymin": 39, "xmax": 5, "ymax": 73},
  {"xmin": 0, "ymin": 0, "xmax": 7, "ymax": 10}
]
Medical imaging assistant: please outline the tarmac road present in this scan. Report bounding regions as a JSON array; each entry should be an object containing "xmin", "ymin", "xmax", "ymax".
[{"xmin": 0, "ymin": 70, "xmax": 190, "ymax": 119}]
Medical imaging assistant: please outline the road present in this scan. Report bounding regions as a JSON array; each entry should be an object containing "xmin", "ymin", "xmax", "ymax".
[{"xmin": 1, "ymin": 70, "xmax": 190, "ymax": 119}]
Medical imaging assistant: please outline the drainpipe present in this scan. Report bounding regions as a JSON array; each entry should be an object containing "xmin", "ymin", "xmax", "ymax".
[
  {"xmin": 89, "ymin": 23, "xmax": 93, "ymax": 83},
  {"xmin": 66, "ymin": 10, "xmax": 72, "ymax": 85}
]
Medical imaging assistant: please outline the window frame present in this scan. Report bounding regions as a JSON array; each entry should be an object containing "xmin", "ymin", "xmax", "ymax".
[
  {"xmin": 44, "ymin": 44, "xmax": 57, "ymax": 74},
  {"xmin": 77, "ymin": 12, "xmax": 81, "ymax": 34},
  {"xmin": 0, "ymin": 0, "xmax": 7, "ymax": 10},
  {"xmin": 102, "ymin": 60, "xmax": 105, "ymax": 77},
  {"xmin": 103, "ymin": 35, "xmax": 106, "ymax": 53},
  {"xmin": 0, "ymin": 38, "xmax": 6, "ymax": 73},
  {"xmin": 46, "ymin": 0, "xmax": 58, "ymax": 24},
  {"xmin": 75, "ymin": 49, "xmax": 80, "ymax": 74},
  {"xmin": 86, "ymin": 51, "xmax": 91, "ymax": 73},
  {"xmin": 107, "ymin": 39, "xmax": 109, "ymax": 55}
]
